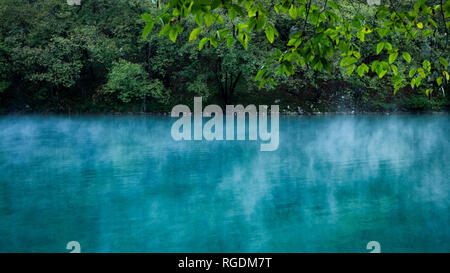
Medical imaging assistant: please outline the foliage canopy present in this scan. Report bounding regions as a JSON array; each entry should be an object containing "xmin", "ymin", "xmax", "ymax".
[{"xmin": 143, "ymin": 0, "xmax": 450, "ymax": 96}]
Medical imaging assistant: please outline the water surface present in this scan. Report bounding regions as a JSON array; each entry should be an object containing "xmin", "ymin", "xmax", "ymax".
[{"xmin": 0, "ymin": 114, "xmax": 449, "ymax": 252}]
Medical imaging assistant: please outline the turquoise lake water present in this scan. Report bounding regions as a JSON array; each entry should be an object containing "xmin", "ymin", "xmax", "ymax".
[{"xmin": 0, "ymin": 114, "xmax": 449, "ymax": 252}]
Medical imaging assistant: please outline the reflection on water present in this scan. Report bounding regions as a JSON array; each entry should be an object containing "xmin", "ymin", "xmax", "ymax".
[{"xmin": 0, "ymin": 115, "xmax": 449, "ymax": 252}]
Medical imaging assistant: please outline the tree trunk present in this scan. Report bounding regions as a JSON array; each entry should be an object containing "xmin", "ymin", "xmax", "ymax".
[{"xmin": 142, "ymin": 96, "xmax": 147, "ymax": 112}]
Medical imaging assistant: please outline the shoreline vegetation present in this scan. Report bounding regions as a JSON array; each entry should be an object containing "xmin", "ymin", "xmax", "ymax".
[
  {"xmin": 0, "ymin": 1, "xmax": 449, "ymax": 115},
  {"xmin": 1, "ymin": 109, "xmax": 448, "ymax": 116}
]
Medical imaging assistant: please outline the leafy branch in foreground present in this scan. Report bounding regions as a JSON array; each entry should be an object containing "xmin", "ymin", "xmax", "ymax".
[{"xmin": 142, "ymin": 0, "xmax": 450, "ymax": 97}]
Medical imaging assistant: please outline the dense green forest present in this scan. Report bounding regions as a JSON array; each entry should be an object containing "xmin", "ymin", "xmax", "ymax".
[{"xmin": 0, "ymin": 0, "xmax": 448, "ymax": 114}]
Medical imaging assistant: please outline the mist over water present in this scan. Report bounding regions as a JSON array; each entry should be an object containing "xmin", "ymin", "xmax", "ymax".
[{"xmin": 0, "ymin": 114, "xmax": 449, "ymax": 252}]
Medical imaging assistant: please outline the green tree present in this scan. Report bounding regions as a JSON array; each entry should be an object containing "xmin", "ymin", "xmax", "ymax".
[
  {"xmin": 0, "ymin": 0, "xmax": 448, "ymax": 113},
  {"xmin": 105, "ymin": 59, "xmax": 167, "ymax": 112},
  {"xmin": 143, "ymin": 0, "xmax": 450, "ymax": 98}
]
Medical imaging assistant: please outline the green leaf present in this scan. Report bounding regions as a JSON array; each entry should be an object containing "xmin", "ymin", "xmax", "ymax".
[
  {"xmin": 289, "ymin": 5, "xmax": 297, "ymax": 19},
  {"xmin": 328, "ymin": 1, "xmax": 340, "ymax": 10},
  {"xmin": 417, "ymin": 22, "xmax": 423, "ymax": 29},
  {"xmin": 229, "ymin": 6, "xmax": 237, "ymax": 20},
  {"xmin": 238, "ymin": 33, "xmax": 248, "ymax": 50},
  {"xmin": 410, "ymin": 78, "xmax": 416, "ymax": 88},
  {"xmin": 402, "ymin": 52, "xmax": 411, "ymax": 63},
  {"xmin": 247, "ymin": 6, "xmax": 257, "ymax": 17},
  {"xmin": 392, "ymin": 65, "xmax": 398, "ymax": 75},
  {"xmin": 226, "ymin": 36, "xmax": 236, "ymax": 48},
  {"xmin": 394, "ymin": 78, "xmax": 403, "ymax": 95},
  {"xmin": 195, "ymin": 13, "xmax": 203, "ymax": 26},
  {"xmin": 428, "ymin": 18, "xmax": 438, "ymax": 28},
  {"xmin": 376, "ymin": 6, "xmax": 390, "ymax": 19},
  {"xmin": 204, "ymin": 13, "xmax": 214, "ymax": 27},
  {"xmin": 159, "ymin": 24, "xmax": 171, "ymax": 37},
  {"xmin": 313, "ymin": 60, "xmax": 324, "ymax": 71},
  {"xmin": 256, "ymin": 15, "xmax": 267, "ymax": 31},
  {"xmin": 199, "ymin": 37, "xmax": 209, "ymax": 51},
  {"xmin": 439, "ymin": 57, "xmax": 448, "ymax": 69},
  {"xmin": 214, "ymin": 14, "xmax": 224, "ymax": 25},
  {"xmin": 287, "ymin": 38, "xmax": 296, "ymax": 47},
  {"xmin": 389, "ymin": 52, "xmax": 398, "ymax": 64},
  {"xmin": 169, "ymin": 28, "xmax": 178, "ymax": 42},
  {"xmin": 173, "ymin": 8, "xmax": 180, "ymax": 17},
  {"xmin": 377, "ymin": 27, "xmax": 390, "ymax": 38},
  {"xmin": 409, "ymin": 68, "xmax": 416, "ymax": 78},
  {"xmin": 356, "ymin": 30, "xmax": 365, "ymax": 42},
  {"xmin": 418, "ymin": 68, "xmax": 426, "ymax": 78},
  {"xmin": 423, "ymin": 29, "xmax": 434, "ymax": 37},
  {"xmin": 423, "ymin": 60, "xmax": 431, "ymax": 72},
  {"xmin": 209, "ymin": 35, "xmax": 218, "ymax": 48},
  {"xmin": 415, "ymin": 76, "xmax": 422, "ymax": 87},
  {"xmin": 142, "ymin": 22, "xmax": 154, "ymax": 40},
  {"xmin": 385, "ymin": 42, "xmax": 393, "ymax": 51},
  {"xmin": 352, "ymin": 17, "xmax": 362, "ymax": 28},
  {"xmin": 259, "ymin": 78, "xmax": 267, "ymax": 90},
  {"xmin": 141, "ymin": 13, "xmax": 153, "ymax": 22},
  {"xmin": 211, "ymin": 0, "xmax": 221, "ymax": 10},
  {"xmin": 425, "ymin": 88, "xmax": 432, "ymax": 97},
  {"xmin": 287, "ymin": 33, "xmax": 302, "ymax": 48},
  {"xmin": 189, "ymin": 28, "xmax": 203, "ymax": 41},
  {"xmin": 436, "ymin": 77, "xmax": 443, "ymax": 86},
  {"xmin": 247, "ymin": 17, "xmax": 257, "ymax": 32},
  {"xmin": 444, "ymin": 71, "xmax": 450, "ymax": 81},
  {"xmin": 340, "ymin": 56, "xmax": 357, "ymax": 67},
  {"xmin": 218, "ymin": 28, "xmax": 230, "ymax": 39},
  {"xmin": 347, "ymin": 64, "xmax": 356, "ymax": 76},
  {"xmin": 255, "ymin": 68, "xmax": 266, "ymax": 81},
  {"xmin": 265, "ymin": 25, "xmax": 275, "ymax": 43},
  {"xmin": 376, "ymin": 62, "xmax": 388, "ymax": 78},
  {"xmin": 376, "ymin": 42, "xmax": 384, "ymax": 55},
  {"xmin": 357, "ymin": 63, "xmax": 369, "ymax": 77}
]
